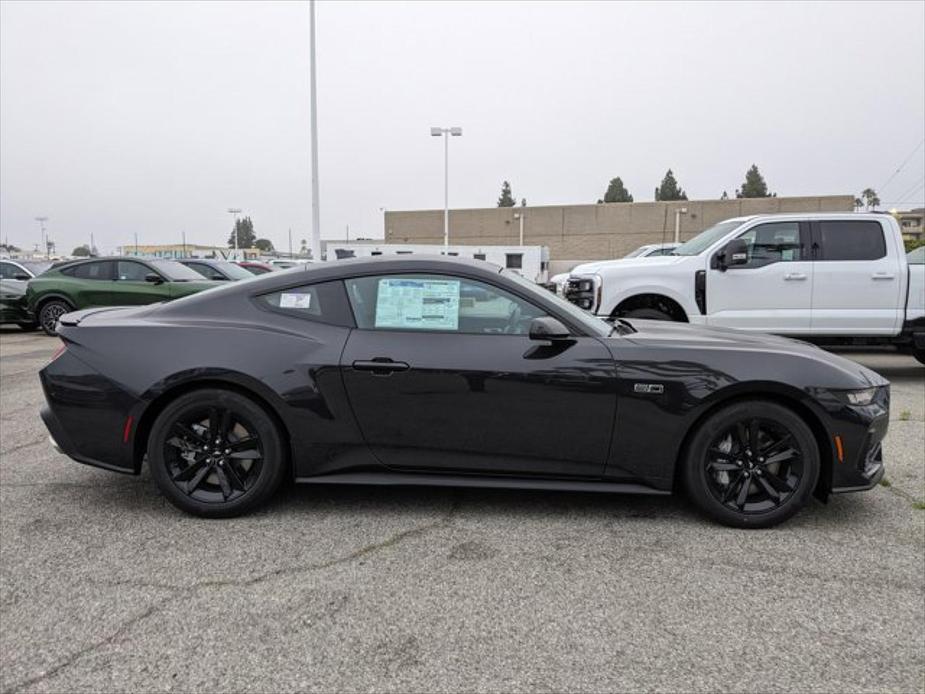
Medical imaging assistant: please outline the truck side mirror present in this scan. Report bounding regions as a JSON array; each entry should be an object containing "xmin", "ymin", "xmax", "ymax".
[{"xmin": 719, "ymin": 238, "xmax": 749, "ymax": 270}]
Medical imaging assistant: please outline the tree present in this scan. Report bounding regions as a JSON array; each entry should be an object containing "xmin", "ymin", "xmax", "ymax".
[
  {"xmin": 520, "ymin": 198, "xmax": 527, "ymax": 207},
  {"xmin": 601, "ymin": 177, "xmax": 634, "ymax": 203},
  {"xmin": 736, "ymin": 164, "xmax": 773, "ymax": 198},
  {"xmin": 861, "ymin": 188, "xmax": 880, "ymax": 210},
  {"xmin": 720, "ymin": 191, "xmax": 729, "ymax": 200},
  {"xmin": 0, "ymin": 243, "xmax": 21, "ymax": 253},
  {"xmin": 497, "ymin": 181, "xmax": 516, "ymax": 207},
  {"xmin": 654, "ymin": 169, "xmax": 687, "ymax": 201},
  {"xmin": 227, "ymin": 216, "xmax": 257, "ymax": 248},
  {"xmin": 254, "ymin": 238, "xmax": 274, "ymax": 252},
  {"xmin": 72, "ymin": 245, "xmax": 91, "ymax": 257},
  {"xmin": 854, "ymin": 197, "xmax": 863, "ymax": 211}
]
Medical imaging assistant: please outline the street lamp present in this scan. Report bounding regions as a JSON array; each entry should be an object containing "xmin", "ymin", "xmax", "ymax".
[
  {"xmin": 674, "ymin": 207, "xmax": 688, "ymax": 244},
  {"xmin": 513, "ymin": 211, "xmax": 525, "ymax": 246},
  {"xmin": 228, "ymin": 208, "xmax": 242, "ymax": 258},
  {"xmin": 34, "ymin": 217, "xmax": 48, "ymax": 257},
  {"xmin": 431, "ymin": 126, "xmax": 463, "ymax": 249}
]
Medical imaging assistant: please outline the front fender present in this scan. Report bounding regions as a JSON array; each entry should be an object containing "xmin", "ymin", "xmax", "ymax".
[{"xmin": 602, "ymin": 280, "xmax": 699, "ymax": 318}]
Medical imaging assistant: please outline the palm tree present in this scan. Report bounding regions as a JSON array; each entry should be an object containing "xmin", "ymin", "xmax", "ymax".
[
  {"xmin": 854, "ymin": 197, "xmax": 863, "ymax": 211},
  {"xmin": 860, "ymin": 188, "xmax": 881, "ymax": 211}
]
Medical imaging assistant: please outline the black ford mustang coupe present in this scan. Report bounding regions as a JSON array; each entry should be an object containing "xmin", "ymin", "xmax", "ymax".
[{"xmin": 40, "ymin": 256, "xmax": 888, "ymax": 527}]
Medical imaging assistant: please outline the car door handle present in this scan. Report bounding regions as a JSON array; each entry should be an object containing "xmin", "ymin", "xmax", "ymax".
[
  {"xmin": 871, "ymin": 273, "xmax": 895, "ymax": 280},
  {"xmin": 783, "ymin": 272, "xmax": 807, "ymax": 281},
  {"xmin": 352, "ymin": 358, "xmax": 410, "ymax": 375}
]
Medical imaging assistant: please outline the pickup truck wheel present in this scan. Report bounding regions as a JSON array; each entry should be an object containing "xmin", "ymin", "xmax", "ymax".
[
  {"xmin": 38, "ymin": 300, "xmax": 73, "ymax": 337},
  {"xmin": 682, "ymin": 400, "xmax": 819, "ymax": 528},
  {"xmin": 624, "ymin": 308, "xmax": 673, "ymax": 321}
]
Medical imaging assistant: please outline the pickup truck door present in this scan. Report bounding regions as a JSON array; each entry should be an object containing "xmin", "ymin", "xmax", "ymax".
[
  {"xmin": 809, "ymin": 220, "xmax": 904, "ymax": 335},
  {"xmin": 339, "ymin": 273, "xmax": 617, "ymax": 478},
  {"xmin": 706, "ymin": 221, "xmax": 813, "ymax": 333}
]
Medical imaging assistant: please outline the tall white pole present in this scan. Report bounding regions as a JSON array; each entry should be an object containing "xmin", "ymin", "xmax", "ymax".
[
  {"xmin": 443, "ymin": 131, "xmax": 449, "ymax": 249},
  {"xmin": 309, "ymin": 0, "xmax": 322, "ymax": 262}
]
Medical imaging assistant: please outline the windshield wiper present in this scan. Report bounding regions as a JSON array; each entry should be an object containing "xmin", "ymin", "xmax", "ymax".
[{"xmin": 609, "ymin": 317, "xmax": 637, "ymax": 336}]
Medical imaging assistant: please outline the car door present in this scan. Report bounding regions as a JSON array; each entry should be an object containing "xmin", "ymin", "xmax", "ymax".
[
  {"xmin": 111, "ymin": 260, "xmax": 169, "ymax": 305},
  {"xmin": 339, "ymin": 273, "xmax": 618, "ymax": 478},
  {"xmin": 809, "ymin": 219, "xmax": 903, "ymax": 335},
  {"xmin": 61, "ymin": 260, "xmax": 116, "ymax": 306},
  {"xmin": 706, "ymin": 221, "xmax": 813, "ymax": 333}
]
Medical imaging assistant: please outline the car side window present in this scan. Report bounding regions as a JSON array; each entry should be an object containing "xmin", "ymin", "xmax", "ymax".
[
  {"xmin": 255, "ymin": 280, "xmax": 354, "ymax": 327},
  {"xmin": 116, "ymin": 261, "xmax": 155, "ymax": 281},
  {"xmin": 816, "ymin": 220, "xmax": 887, "ymax": 261},
  {"xmin": 0, "ymin": 262, "xmax": 18, "ymax": 279},
  {"xmin": 735, "ymin": 222, "xmax": 803, "ymax": 268},
  {"xmin": 187, "ymin": 262, "xmax": 224, "ymax": 280},
  {"xmin": 67, "ymin": 261, "xmax": 114, "ymax": 280},
  {"xmin": 344, "ymin": 274, "xmax": 546, "ymax": 335}
]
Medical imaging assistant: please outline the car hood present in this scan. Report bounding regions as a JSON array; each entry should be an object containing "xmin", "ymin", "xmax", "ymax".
[
  {"xmin": 613, "ymin": 319, "xmax": 888, "ymax": 388},
  {"xmin": 571, "ymin": 255, "xmax": 687, "ymax": 275}
]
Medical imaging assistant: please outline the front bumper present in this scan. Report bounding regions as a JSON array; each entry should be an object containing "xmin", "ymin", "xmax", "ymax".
[{"xmin": 824, "ymin": 386, "xmax": 890, "ymax": 494}]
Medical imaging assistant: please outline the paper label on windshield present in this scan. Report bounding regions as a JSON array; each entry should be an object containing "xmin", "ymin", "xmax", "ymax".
[
  {"xmin": 279, "ymin": 292, "xmax": 312, "ymax": 309},
  {"xmin": 375, "ymin": 278, "xmax": 459, "ymax": 330}
]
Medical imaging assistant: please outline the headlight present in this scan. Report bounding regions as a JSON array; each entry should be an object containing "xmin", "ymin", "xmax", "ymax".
[{"xmin": 838, "ymin": 387, "xmax": 879, "ymax": 406}]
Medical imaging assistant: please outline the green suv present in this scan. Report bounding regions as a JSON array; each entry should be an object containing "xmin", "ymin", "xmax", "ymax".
[{"xmin": 26, "ymin": 257, "xmax": 222, "ymax": 336}]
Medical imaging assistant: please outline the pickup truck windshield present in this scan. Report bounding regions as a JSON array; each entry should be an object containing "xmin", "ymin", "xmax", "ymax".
[{"xmin": 671, "ymin": 220, "xmax": 745, "ymax": 256}]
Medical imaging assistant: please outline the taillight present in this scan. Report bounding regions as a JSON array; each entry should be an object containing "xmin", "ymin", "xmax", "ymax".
[{"xmin": 50, "ymin": 341, "xmax": 66, "ymax": 363}]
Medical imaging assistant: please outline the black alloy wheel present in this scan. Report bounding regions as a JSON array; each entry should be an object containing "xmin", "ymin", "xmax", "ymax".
[
  {"xmin": 683, "ymin": 400, "xmax": 819, "ymax": 528},
  {"xmin": 623, "ymin": 307, "xmax": 673, "ymax": 321},
  {"xmin": 39, "ymin": 300, "xmax": 71, "ymax": 337},
  {"xmin": 148, "ymin": 389, "xmax": 286, "ymax": 517}
]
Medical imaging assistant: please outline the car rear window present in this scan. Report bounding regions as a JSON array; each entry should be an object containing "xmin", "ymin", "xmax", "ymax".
[
  {"xmin": 255, "ymin": 280, "xmax": 354, "ymax": 327},
  {"xmin": 816, "ymin": 220, "xmax": 886, "ymax": 261}
]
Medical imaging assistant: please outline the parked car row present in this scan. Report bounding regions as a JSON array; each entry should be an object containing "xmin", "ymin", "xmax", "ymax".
[
  {"xmin": 0, "ymin": 256, "xmax": 302, "ymax": 335},
  {"xmin": 563, "ymin": 213, "xmax": 925, "ymax": 364}
]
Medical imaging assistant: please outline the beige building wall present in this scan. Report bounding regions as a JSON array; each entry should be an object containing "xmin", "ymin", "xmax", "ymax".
[{"xmin": 384, "ymin": 195, "xmax": 855, "ymax": 271}]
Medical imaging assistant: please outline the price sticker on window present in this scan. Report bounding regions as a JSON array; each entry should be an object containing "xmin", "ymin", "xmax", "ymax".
[{"xmin": 279, "ymin": 292, "xmax": 312, "ymax": 309}]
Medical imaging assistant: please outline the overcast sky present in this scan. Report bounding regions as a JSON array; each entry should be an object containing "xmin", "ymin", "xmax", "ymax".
[{"xmin": 2, "ymin": 0, "xmax": 923, "ymax": 255}]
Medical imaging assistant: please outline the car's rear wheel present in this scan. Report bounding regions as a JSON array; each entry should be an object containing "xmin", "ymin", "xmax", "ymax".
[
  {"xmin": 682, "ymin": 400, "xmax": 819, "ymax": 528},
  {"xmin": 148, "ymin": 389, "xmax": 286, "ymax": 517},
  {"xmin": 38, "ymin": 300, "xmax": 72, "ymax": 337}
]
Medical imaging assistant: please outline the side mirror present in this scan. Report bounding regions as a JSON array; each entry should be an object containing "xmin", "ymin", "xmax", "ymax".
[
  {"xmin": 13, "ymin": 273, "xmax": 31, "ymax": 281},
  {"xmin": 720, "ymin": 238, "xmax": 749, "ymax": 269},
  {"xmin": 144, "ymin": 273, "xmax": 164, "ymax": 284},
  {"xmin": 529, "ymin": 316, "xmax": 570, "ymax": 341}
]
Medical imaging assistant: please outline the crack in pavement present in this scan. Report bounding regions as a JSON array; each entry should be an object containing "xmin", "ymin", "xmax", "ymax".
[
  {"xmin": 1, "ymin": 495, "xmax": 460, "ymax": 693},
  {"xmin": 0, "ymin": 439, "xmax": 45, "ymax": 457}
]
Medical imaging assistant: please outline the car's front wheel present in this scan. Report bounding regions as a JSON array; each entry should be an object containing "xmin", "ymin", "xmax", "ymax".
[
  {"xmin": 682, "ymin": 400, "xmax": 819, "ymax": 528},
  {"xmin": 38, "ymin": 299, "xmax": 73, "ymax": 337},
  {"xmin": 148, "ymin": 389, "xmax": 287, "ymax": 517}
]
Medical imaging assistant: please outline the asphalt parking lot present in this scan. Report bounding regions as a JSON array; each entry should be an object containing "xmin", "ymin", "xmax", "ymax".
[{"xmin": 1, "ymin": 328, "xmax": 923, "ymax": 694}]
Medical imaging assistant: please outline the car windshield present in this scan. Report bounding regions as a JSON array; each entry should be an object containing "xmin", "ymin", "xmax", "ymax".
[
  {"xmin": 501, "ymin": 269, "xmax": 611, "ymax": 337},
  {"xmin": 149, "ymin": 260, "xmax": 212, "ymax": 281},
  {"xmin": 671, "ymin": 220, "xmax": 746, "ymax": 256},
  {"xmin": 624, "ymin": 246, "xmax": 650, "ymax": 258},
  {"xmin": 20, "ymin": 261, "xmax": 52, "ymax": 275},
  {"xmin": 211, "ymin": 261, "xmax": 254, "ymax": 280}
]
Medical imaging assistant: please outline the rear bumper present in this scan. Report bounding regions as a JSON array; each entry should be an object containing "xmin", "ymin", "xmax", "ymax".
[{"xmin": 41, "ymin": 404, "xmax": 137, "ymax": 475}]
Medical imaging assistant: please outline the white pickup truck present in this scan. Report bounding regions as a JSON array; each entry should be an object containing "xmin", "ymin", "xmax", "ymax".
[{"xmin": 564, "ymin": 213, "xmax": 925, "ymax": 363}]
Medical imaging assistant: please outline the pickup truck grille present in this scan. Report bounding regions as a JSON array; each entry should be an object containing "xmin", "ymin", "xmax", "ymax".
[{"xmin": 564, "ymin": 278, "xmax": 596, "ymax": 311}]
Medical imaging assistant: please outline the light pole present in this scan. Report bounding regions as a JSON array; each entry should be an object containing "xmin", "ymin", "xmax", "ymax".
[
  {"xmin": 430, "ymin": 126, "xmax": 462, "ymax": 249},
  {"xmin": 228, "ymin": 208, "xmax": 242, "ymax": 258},
  {"xmin": 309, "ymin": 0, "xmax": 321, "ymax": 262},
  {"xmin": 513, "ymin": 211, "xmax": 525, "ymax": 246},
  {"xmin": 674, "ymin": 207, "xmax": 688, "ymax": 244},
  {"xmin": 34, "ymin": 217, "xmax": 48, "ymax": 258}
]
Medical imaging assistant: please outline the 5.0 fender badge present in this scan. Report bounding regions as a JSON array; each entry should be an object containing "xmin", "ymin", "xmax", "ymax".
[{"xmin": 634, "ymin": 383, "xmax": 665, "ymax": 394}]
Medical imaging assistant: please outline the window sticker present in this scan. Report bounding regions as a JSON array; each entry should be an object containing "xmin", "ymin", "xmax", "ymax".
[
  {"xmin": 375, "ymin": 278, "xmax": 460, "ymax": 330},
  {"xmin": 279, "ymin": 292, "xmax": 312, "ymax": 309}
]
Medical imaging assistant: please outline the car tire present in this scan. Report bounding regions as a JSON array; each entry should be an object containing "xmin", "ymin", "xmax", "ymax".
[
  {"xmin": 913, "ymin": 348, "xmax": 925, "ymax": 367},
  {"xmin": 17, "ymin": 322, "xmax": 39, "ymax": 332},
  {"xmin": 38, "ymin": 300, "xmax": 73, "ymax": 337},
  {"xmin": 624, "ymin": 307, "xmax": 674, "ymax": 321},
  {"xmin": 148, "ymin": 389, "xmax": 287, "ymax": 518},
  {"xmin": 682, "ymin": 400, "xmax": 819, "ymax": 528}
]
